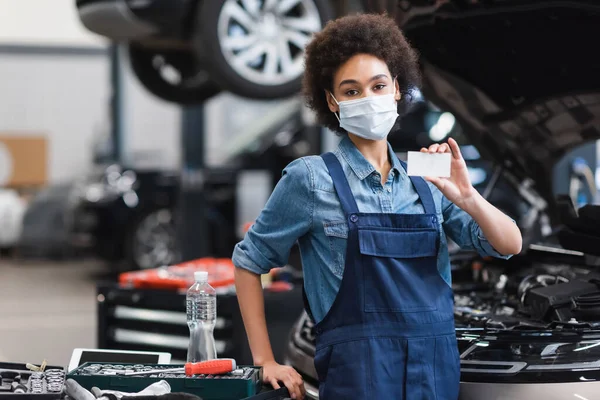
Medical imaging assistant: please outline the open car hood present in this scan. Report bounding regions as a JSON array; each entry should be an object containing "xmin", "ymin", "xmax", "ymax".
[{"xmin": 398, "ymin": 0, "xmax": 600, "ymax": 211}]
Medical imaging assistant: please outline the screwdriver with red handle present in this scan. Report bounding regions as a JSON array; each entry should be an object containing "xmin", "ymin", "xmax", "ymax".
[{"xmin": 124, "ymin": 359, "xmax": 237, "ymax": 376}]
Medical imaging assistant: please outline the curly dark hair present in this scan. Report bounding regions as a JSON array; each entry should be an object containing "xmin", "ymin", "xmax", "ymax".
[{"xmin": 302, "ymin": 13, "xmax": 421, "ymax": 135}]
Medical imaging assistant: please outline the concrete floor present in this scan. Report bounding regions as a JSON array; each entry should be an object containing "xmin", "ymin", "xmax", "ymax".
[{"xmin": 0, "ymin": 259, "xmax": 109, "ymax": 367}]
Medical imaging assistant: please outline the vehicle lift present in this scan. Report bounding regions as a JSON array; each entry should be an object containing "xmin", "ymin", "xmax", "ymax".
[{"xmin": 178, "ymin": 104, "xmax": 210, "ymax": 260}]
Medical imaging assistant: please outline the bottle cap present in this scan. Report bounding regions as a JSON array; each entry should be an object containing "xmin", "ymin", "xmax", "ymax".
[{"xmin": 194, "ymin": 271, "xmax": 208, "ymax": 282}]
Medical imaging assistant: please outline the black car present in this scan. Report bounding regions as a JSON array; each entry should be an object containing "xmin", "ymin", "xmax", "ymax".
[
  {"xmin": 284, "ymin": 1, "xmax": 600, "ymax": 399},
  {"xmin": 69, "ymin": 106, "xmax": 320, "ymax": 270},
  {"xmin": 69, "ymin": 164, "xmax": 182, "ymax": 270},
  {"xmin": 76, "ymin": 0, "xmax": 351, "ymax": 102}
]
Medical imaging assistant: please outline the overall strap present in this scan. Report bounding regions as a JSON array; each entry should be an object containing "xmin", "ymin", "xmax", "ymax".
[
  {"xmin": 322, "ymin": 152, "xmax": 360, "ymax": 215},
  {"xmin": 399, "ymin": 160, "xmax": 437, "ymax": 215}
]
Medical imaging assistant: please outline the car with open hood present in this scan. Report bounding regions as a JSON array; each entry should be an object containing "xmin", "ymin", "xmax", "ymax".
[{"xmin": 283, "ymin": 1, "xmax": 600, "ymax": 399}]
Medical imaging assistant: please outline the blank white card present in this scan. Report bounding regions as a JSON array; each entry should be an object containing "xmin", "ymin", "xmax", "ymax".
[{"xmin": 406, "ymin": 152, "xmax": 452, "ymax": 178}]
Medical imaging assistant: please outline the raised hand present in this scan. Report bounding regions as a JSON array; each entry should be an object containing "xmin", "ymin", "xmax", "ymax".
[{"xmin": 420, "ymin": 138, "xmax": 476, "ymax": 209}]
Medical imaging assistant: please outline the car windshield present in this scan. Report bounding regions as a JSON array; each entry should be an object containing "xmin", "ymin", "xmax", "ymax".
[{"xmin": 205, "ymin": 95, "xmax": 303, "ymax": 167}]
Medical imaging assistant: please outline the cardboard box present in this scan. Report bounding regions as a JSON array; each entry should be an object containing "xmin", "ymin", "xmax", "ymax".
[{"xmin": 0, "ymin": 134, "xmax": 48, "ymax": 187}]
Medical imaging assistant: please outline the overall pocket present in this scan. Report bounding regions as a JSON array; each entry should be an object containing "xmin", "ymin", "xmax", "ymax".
[
  {"xmin": 323, "ymin": 220, "xmax": 348, "ymax": 278},
  {"xmin": 359, "ymin": 228, "xmax": 440, "ymax": 313},
  {"xmin": 315, "ymin": 340, "xmax": 370, "ymax": 399}
]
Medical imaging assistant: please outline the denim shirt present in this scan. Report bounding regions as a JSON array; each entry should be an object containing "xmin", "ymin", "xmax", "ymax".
[{"xmin": 232, "ymin": 136, "xmax": 512, "ymax": 323}]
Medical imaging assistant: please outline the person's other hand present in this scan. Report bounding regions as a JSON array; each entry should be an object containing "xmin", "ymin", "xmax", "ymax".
[
  {"xmin": 262, "ymin": 360, "xmax": 305, "ymax": 399},
  {"xmin": 421, "ymin": 138, "xmax": 475, "ymax": 209},
  {"xmin": 65, "ymin": 379, "xmax": 96, "ymax": 400}
]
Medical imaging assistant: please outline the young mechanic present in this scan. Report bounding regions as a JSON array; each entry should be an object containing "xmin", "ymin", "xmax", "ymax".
[{"xmin": 232, "ymin": 13, "xmax": 522, "ymax": 400}]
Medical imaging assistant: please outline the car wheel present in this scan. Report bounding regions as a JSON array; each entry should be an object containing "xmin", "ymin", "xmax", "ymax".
[
  {"xmin": 128, "ymin": 43, "xmax": 221, "ymax": 104},
  {"xmin": 193, "ymin": 0, "xmax": 333, "ymax": 99},
  {"xmin": 126, "ymin": 208, "xmax": 181, "ymax": 270}
]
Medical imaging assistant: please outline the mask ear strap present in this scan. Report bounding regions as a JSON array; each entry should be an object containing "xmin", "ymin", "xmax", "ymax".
[{"xmin": 328, "ymin": 91, "xmax": 341, "ymax": 122}]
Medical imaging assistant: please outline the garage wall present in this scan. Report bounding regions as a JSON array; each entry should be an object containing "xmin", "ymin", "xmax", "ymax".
[
  {"xmin": 0, "ymin": 48, "xmax": 110, "ymax": 183},
  {"xmin": 0, "ymin": 0, "xmax": 105, "ymax": 47},
  {"xmin": 0, "ymin": 1, "xmax": 182, "ymax": 182},
  {"xmin": 0, "ymin": 0, "xmax": 106, "ymax": 183}
]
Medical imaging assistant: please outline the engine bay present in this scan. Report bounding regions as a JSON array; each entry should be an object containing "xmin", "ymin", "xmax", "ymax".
[{"xmin": 453, "ymin": 247, "xmax": 600, "ymax": 331}]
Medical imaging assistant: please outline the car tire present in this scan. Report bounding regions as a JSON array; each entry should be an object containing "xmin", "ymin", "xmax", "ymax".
[
  {"xmin": 193, "ymin": 0, "xmax": 333, "ymax": 99},
  {"xmin": 125, "ymin": 208, "xmax": 181, "ymax": 270},
  {"xmin": 128, "ymin": 43, "xmax": 222, "ymax": 104}
]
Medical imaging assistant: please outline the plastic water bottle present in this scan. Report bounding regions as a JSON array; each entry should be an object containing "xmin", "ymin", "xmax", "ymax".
[{"xmin": 186, "ymin": 271, "xmax": 217, "ymax": 362}]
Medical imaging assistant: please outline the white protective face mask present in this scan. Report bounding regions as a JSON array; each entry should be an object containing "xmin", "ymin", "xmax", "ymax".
[{"xmin": 330, "ymin": 92, "xmax": 399, "ymax": 140}]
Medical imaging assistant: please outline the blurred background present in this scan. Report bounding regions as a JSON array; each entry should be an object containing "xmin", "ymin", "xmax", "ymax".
[{"xmin": 1, "ymin": 0, "xmax": 599, "ymax": 375}]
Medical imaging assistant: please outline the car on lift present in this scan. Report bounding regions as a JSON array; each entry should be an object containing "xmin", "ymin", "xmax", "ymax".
[
  {"xmin": 283, "ymin": 1, "xmax": 600, "ymax": 399},
  {"xmin": 75, "ymin": 0, "xmax": 357, "ymax": 102}
]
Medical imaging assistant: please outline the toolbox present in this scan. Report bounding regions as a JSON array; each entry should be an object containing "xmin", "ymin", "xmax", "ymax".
[
  {"xmin": 67, "ymin": 362, "xmax": 263, "ymax": 400},
  {"xmin": 0, "ymin": 362, "xmax": 65, "ymax": 399},
  {"xmin": 118, "ymin": 258, "xmax": 236, "ymax": 291},
  {"xmin": 96, "ymin": 283, "xmax": 304, "ymax": 365}
]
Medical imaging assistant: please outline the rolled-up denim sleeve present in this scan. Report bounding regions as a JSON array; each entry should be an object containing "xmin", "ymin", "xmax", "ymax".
[
  {"xmin": 232, "ymin": 158, "xmax": 314, "ymax": 274},
  {"xmin": 441, "ymin": 196, "xmax": 513, "ymax": 260}
]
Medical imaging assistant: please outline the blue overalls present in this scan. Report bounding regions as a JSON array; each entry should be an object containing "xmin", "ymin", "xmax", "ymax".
[{"xmin": 311, "ymin": 153, "xmax": 460, "ymax": 399}]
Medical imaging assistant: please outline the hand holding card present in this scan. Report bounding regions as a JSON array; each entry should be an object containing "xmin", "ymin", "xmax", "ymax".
[{"xmin": 412, "ymin": 138, "xmax": 476, "ymax": 210}]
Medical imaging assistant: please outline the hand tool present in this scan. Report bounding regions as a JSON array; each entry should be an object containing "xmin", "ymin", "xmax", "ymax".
[
  {"xmin": 11, "ymin": 381, "xmax": 27, "ymax": 394},
  {"xmin": 0, "ymin": 369, "xmax": 31, "ymax": 378},
  {"xmin": 97, "ymin": 368, "xmax": 135, "ymax": 375},
  {"xmin": 26, "ymin": 361, "xmax": 47, "ymax": 372},
  {"xmin": 0, "ymin": 381, "xmax": 11, "ymax": 393},
  {"xmin": 124, "ymin": 359, "xmax": 237, "ymax": 376},
  {"xmin": 0, "ymin": 371, "xmax": 20, "ymax": 381}
]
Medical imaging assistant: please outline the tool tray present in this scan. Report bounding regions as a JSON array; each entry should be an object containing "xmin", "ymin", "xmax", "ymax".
[
  {"xmin": 0, "ymin": 362, "xmax": 65, "ymax": 400},
  {"xmin": 67, "ymin": 362, "xmax": 263, "ymax": 400}
]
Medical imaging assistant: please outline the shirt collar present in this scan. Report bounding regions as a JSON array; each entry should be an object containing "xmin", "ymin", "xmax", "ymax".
[{"xmin": 337, "ymin": 136, "xmax": 403, "ymax": 180}]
